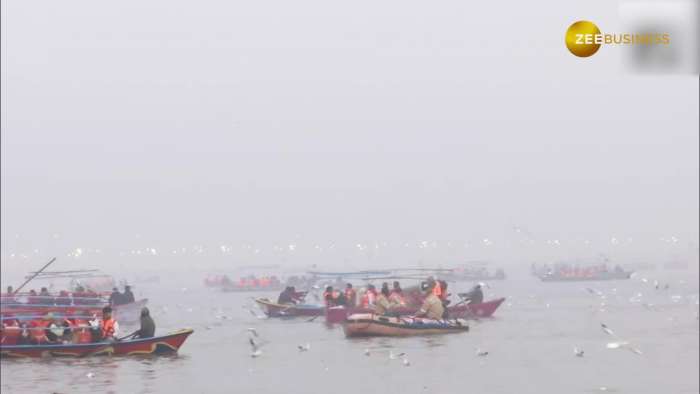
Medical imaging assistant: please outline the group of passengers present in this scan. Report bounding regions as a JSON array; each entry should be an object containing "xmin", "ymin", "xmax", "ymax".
[{"xmin": 1, "ymin": 306, "xmax": 156, "ymax": 346}]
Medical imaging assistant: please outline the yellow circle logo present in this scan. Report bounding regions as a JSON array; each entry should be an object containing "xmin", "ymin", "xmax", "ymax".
[{"xmin": 565, "ymin": 21, "xmax": 601, "ymax": 57}]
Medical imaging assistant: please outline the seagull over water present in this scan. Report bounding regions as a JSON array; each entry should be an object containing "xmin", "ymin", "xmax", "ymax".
[
  {"xmin": 249, "ymin": 338, "xmax": 262, "ymax": 358},
  {"xmin": 574, "ymin": 347, "xmax": 584, "ymax": 357},
  {"xmin": 600, "ymin": 323, "xmax": 615, "ymax": 337},
  {"xmin": 389, "ymin": 351, "xmax": 406, "ymax": 360},
  {"xmin": 601, "ymin": 323, "xmax": 642, "ymax": 355}
]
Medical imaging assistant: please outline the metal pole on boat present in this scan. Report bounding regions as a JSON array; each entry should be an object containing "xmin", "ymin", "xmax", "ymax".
[{"xmin": 12, "ymin": 257, "xmax": 57, "ymax": 294}]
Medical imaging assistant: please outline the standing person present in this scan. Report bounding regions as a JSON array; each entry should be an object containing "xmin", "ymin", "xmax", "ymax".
[
  {"xmin": 344, "ymin": 283, "xmax": 357, "ymax": 307},
  {"xmin": 414, "ymin": 281, "xmax": 444, "ymax": 321},
  {"xmin": 123, "ymin": 285, "xmax": 135, "ymax": 304}
]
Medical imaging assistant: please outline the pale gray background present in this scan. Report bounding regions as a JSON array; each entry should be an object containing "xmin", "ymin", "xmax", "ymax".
[{"xmin": 2, "ymin": 0, "xmax": 698, "ymax": 272}]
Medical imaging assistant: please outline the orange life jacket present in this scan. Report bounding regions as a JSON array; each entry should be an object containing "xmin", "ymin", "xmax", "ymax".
[
  {"xmin": 102, "ymin": 318, "xmax": 117, "ymax": 339},
  {"xmin": 344, "ymin": 289, "xmax": 356, "ymax": 305},
  {"xmin": 432, "ymin": 284, "xmax": 442, "ymax": 298},
  {"xmin": 323, "ymin": 291, "xmax": 339, "ymax": 306},
  {"xmin": 361, "ymin": 290, "xmax": 376, "ymax": 307},
  {"xmin": 29, "ymin": 321, "xmax": 49, "ymax": 343}
]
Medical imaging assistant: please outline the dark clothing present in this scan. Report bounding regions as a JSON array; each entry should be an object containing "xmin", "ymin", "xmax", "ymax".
[
  {"xmin": 109, "ymin": 291, "xmax": 126, "ymax": 306},
  {"xmin": 135, "ymin": 315, "xmax": 156, "ymax": 339},
  {"xmin": 277, "ymin": 290, "xmax": 295, "ymax": 305},
  {"xmin": 462, "ymin": 288, "xmax": 483, "ymax": 304},
  {"xmin": 123, "ymin": 290, "xmax": 135, "ymax": 304}
]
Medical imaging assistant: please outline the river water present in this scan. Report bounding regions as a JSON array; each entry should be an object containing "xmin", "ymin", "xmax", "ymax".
[{"xmin": 1, "ymin": 271, "xmax": 698, "ymax": 394}]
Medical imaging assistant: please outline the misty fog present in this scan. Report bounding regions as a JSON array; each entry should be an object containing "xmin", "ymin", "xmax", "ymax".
[{"xmin": 2, "ymin": 0, "xmax": 698, "ymax": 277}]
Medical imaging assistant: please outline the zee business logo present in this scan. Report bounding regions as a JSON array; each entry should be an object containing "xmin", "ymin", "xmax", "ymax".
[{"xmin": 565, "ymin": 20, "xmax": 670, "ymax": 57}]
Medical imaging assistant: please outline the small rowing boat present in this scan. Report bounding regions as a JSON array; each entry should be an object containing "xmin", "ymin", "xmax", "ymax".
[
  {"xmin": 343, "ymin": 314, "xmax": 469, "ymax": 337},
  {"xmin": 254, "ymin": 298, "xmax": 324, "ymax": 317},
  {"xmin": 0, "ymin": 328, "xmax": 194, "ymax": 358}
]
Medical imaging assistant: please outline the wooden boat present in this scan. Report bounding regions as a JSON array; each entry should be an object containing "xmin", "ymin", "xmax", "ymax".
[
  {"xmin": 254, "ymin": 298, "xmax": 324, "ymax": 317},
  {"xmin": 0, "ymin": 328, "xmax": 193, "ymax": 358},
  {"xmin": 537, "ymin": 271, "xmax": 633, "ymax": 282},
  {"xmin": 343, "ymin": 314, "xmax": 469, "ymax": 337},
  {"xmin": 325, "ymin": 297, "xmax": 505, "ymax": 324},
  {"xmin": 222, "ymin": 284, "xmax": 284, "ymax": 293}
]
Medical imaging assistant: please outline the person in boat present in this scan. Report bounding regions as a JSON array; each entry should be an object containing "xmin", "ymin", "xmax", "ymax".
[
  {"xmin": 27, "ymin": 289, "xmax": 40, "ymax": 305},
  {"xmin": 414, "ymin": 280, "xmax": 444, "ymax": 321},
  {"xmin": 39, "ymin": 287, "xmax": 52, "ymax": 305},
  {"xmin": 123, "ymin": 285, "xmax": 135, "ymax": 304},
  {"xmin": 461, "ymin": 284, "xmax": 484, "ymax": 305},
  {"xmin": 277, "ymin": 286, "xmax": 297, "ymax": 305},
  {"xmin": 389, "ymin": 281, "xmax": 406, "ymax": 306},
  {"xmin": 323, "ymin": 286, "xmax": 345, "ymax": 308},
  {"xmin": 93, "ymin": 306, "xmax": 119, "ymax": 342},
  {"xmin": 374, "ymin": 285, "xmax": 398, "ymax": 316},
  {"xmin": 290, "ymin": 286, "xmax": 306, "ymax": 303},
  {"xmin": 29, "ymin": 313, "xmax": 55, "ymax": 344},
  {"xmin": 361, "ymin": 284, "xmax": 378, "ymax": 307},
  {"xmin": 344, "ymin": 283, "xmax": 357, "ymax": 307},
  {"xmin": 3, "ymin": 286, "xmax": 17, "ymax": 304},
  {"xmin": 109, "ymin": 287, "xmax": 126, "ymax": 306},
  {"xmin": 17, "ymin": 323, "xmax": 31, "ymax": 345},
  {"xmin": 46, "ymin": 316, "xmax": 73, "ymax": 344},
  {"xmin": 124, "ymin": 307, "xmax": 156, "ymax": 340}
]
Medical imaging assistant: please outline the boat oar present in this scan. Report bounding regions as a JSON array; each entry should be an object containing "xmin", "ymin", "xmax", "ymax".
[
  {"xmin": 13, "ymin": 257, "xmax": 57, "ymax": 295},
  {"xmin": 117, "ymin": 332, "xmax": 137, "ymax": 341}
]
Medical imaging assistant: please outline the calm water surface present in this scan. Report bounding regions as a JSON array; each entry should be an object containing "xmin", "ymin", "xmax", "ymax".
[{"xmin": 2, "ymin": 272, "xmax": 698, "ymax": 394}]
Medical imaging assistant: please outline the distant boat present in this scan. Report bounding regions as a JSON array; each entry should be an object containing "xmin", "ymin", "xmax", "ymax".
[{"xmin": 536, "ymin": 271, "xmax": 633, "ymax": 282}]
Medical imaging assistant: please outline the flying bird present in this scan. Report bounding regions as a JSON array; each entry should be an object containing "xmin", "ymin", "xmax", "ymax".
[
  {"xmin": 476, "ymin": 348, "xmax": 489, "ymax": 357},
  {"xmin": 249, "ymin": 338, "xmax": 262, "ymax": 358},
  {"xmin": 573, "ymin": 347, "xmax": 584, "ymax": 357},
  {"xmin": 298, "ymin": 343, "xmax": 311, "ymax": 352},
  {"xmin": 389, "ymin": 351, "xmax": 406, "ymax": 360},
  {"xmin": 600, "ymin": 323, "xmax": 616, "ymax": 337}
]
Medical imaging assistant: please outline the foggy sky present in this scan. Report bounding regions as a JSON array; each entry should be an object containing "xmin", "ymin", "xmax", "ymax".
[{"xmin": 1, "ymin": 0, "xmax": 698, "ymax": 261}]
